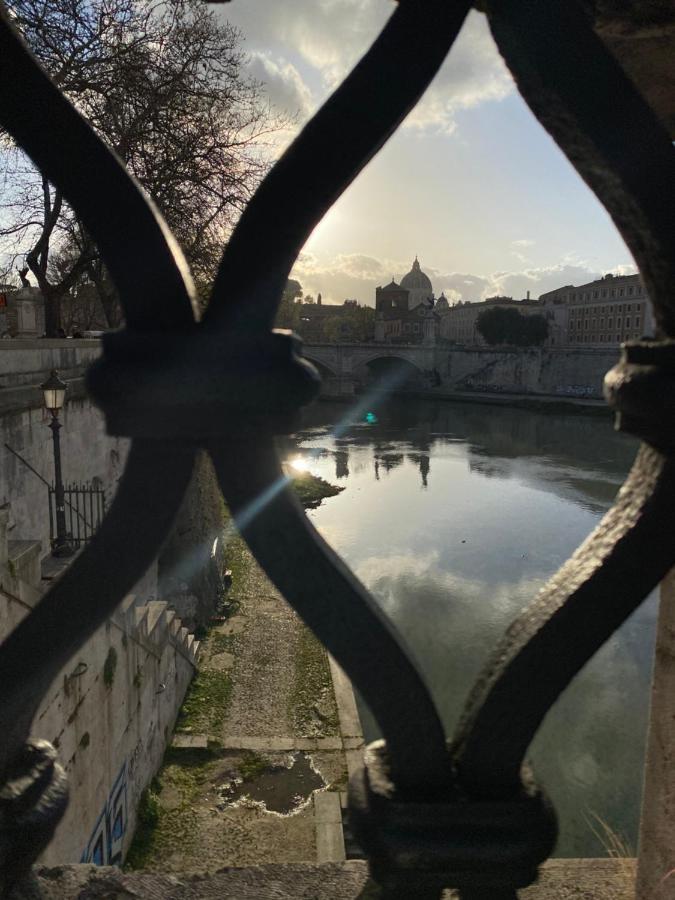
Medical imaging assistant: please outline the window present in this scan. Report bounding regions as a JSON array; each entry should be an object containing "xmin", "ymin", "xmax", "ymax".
[
  {"xmin": 626, "ymin": 317, "xmax": 631, "ymax": 328},
  {"xmin": 600, "ymin": 318, "xmax": 605, "ymax": 328},
  {"xmin": 608, "ymin": 318, "xmax": 614, "ymax": 328},
  {"xmin": 629, "ymin": 286, "xmax": 634, "ymax": 295},
  {"xmin": 627, "ymin": 304, "xmax": 632, "ymax": 311},
  {"xmin": 620, "ymin": 289, "xmax": 624, "ymax": 296},
  {"xmin": 594, "ymin": 291, "xmax": 599, "ymax": 299},
  {"xmin": 602, "ymin": 289, "xmax": 607, "ymax": 298},
  {"xmin": 617, "ymin": 318, "xmax": 622, "ymax": 328},
  {"xmin": 413, "ymin": 323, "xmax": 420, "ymax": 332},
  {"xmin": 611, "ymin": 289, "xmax": 616, "ymax": 297}
]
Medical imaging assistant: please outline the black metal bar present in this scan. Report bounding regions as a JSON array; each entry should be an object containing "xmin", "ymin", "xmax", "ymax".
[
  {"xmin": 0, "ymin": 6, "xmax": 197, "ymax": 331},
  {"xmin": 205, "ymin": 0, "xmax": 472, "ymax": 333},
  {"xmin": 485, "ymin": 0, "xmax": 675, "ymax": 332},
  {"xmin": 47, "ymin": 487, "xmax": 53, "ymax": 546},
  {"xmin": 0, "ymin": 443, "xmax": 196, "ymax": 774},
  {"xmin": 210, "ymin": 442, "xmax": 449, "ymax": 789}
]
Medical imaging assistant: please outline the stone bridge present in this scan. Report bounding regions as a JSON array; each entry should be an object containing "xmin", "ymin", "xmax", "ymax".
[{"xmin": 301, "ymin": 342, "xmax": 438, "ymax": 396}]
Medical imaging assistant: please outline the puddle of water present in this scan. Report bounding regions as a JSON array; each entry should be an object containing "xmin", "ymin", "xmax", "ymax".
[{"xmin": 218, "ymin": 752, "xmax": 325, "ymax": 816}]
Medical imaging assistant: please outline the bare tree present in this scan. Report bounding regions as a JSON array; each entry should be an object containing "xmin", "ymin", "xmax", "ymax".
[{"xmin": 0, "ymin": 0, "xmax": 285, "ymax": 333}]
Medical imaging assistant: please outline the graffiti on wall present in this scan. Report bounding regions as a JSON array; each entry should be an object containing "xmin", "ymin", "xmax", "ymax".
[{"xmin": 80, "ymin": 762, "xmax": 128, "ymax": 865}]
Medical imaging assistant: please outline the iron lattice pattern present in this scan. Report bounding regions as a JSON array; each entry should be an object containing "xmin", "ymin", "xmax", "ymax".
[{"xmin": 0, "ymin": 1, "xmax": 674, "ymax": 897}]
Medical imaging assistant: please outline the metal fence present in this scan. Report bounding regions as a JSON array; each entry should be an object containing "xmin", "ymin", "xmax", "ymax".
[
  {"xmin": 48, "ymin": 483, "xmax": 106, "ymax": 550},
  {"xmin": 0, "ymin": 1, "xmax": 673, "ymax": 898}
]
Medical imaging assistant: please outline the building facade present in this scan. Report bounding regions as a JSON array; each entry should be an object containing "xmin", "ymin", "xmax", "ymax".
[
  {"xmin": 437, "ymin": 296, "xmax": 548, "ymax": 346},
  {"xmin": 540, "ymin": 273, "xmax": 655, "ymax": 346},
  {"xmin": 374, "ymin": 258, "xmax": 439, "ymax": 344}
]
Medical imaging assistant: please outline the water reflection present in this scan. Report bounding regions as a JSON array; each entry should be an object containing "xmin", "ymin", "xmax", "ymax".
[{"xmin": 287, "ymin": 398, "xmax": 656, "ymax": 858}]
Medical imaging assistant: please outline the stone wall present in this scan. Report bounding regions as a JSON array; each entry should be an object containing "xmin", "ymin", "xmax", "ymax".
[
  {"xmin": 0, "ymin": 510, "xmax": 199, "ymax": 867},
  {"xmin": 440, "ymin": 347, "xmax": 619, "ymax": 399},
  {"xmin": 0, "ymin": 342, "xmax": 226, "ymax": 622}
]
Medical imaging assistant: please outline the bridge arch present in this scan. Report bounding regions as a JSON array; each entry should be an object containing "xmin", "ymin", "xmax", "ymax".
[
  {"xmin": 353, "ymin": 353, "xmax": 426, "ymax": 390},
  {"xmin": 303, "ymin": 352, "xmax": 339, "ymax": 379}
]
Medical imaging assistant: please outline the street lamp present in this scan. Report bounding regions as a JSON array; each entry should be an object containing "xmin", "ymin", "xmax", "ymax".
[{"xmin": 41, "ymin": 369, "xmax": 73, "ymax": 557}]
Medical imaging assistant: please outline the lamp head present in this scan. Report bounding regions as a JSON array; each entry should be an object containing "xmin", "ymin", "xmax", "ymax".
[{"xmin": 41, "ymin": 369, "xmax": 67, "ymax": 415}]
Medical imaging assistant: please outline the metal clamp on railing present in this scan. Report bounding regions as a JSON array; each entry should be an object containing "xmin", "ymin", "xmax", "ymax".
[
  {"xmin": 349, "ymin": 741, "xmax": 556, "ymax": 898},
  {"xmin": 0, "ymin": 740, "xmax": 68, "ymax": 891},
  {"xmin": 604, "ymin": 340, "xmax": 675, "ymax": 454},
  {"xmin": 87, "ymin": 328, "xmax": 321, "ymax": 440}
]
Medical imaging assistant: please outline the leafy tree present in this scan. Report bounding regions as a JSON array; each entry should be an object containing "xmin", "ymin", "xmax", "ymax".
[
  {"xmin": 275, "ymin": 279, "xmax": 303, "ymax": 330},
  {"xmin": 476, "ymin": 307, "xmax": 549, "ymax": 347},
  {"xmin": 0, "ymin": 0, "xmax": 286, "ymax": 333}
]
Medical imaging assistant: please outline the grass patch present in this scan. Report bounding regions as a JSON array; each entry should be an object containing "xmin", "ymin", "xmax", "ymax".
[
  {"xmin": 176, "ymin": 669, "xmax": 232, "ymax": 735},
  {"xmin": 290, "ymin": 624, "xmax": 339, "ymax": 737},
  {"xmin": 209, "ymin": 632, "xmax": 236, "ymax": 655},
  {"xmin": 125, "ymin": 750, "xmax": 220, "ymax": 870},
  {"xmin": 289, "ymin": 471, "xmax": 343, "ymax": 509},
  {"xmin": 238, "ymin": 751, "xmax": 270, "ymax": 782}
]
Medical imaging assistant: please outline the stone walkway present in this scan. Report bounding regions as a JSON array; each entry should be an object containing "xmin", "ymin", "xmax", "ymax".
[{"xmin": 127, "ymin": 532, "xmax": 363, "ymax": 873}]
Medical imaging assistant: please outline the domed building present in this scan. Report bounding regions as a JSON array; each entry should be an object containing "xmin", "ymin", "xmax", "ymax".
[
  {"xmin": 400, "ymin": 257, "xmax": 435, "ymax": 308},
  {"xmin": 374, "ymin": 257, "xmax": 439, "ymax": 344}
]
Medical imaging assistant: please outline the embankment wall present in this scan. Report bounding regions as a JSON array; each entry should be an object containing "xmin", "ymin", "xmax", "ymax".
[{"xmin": 441, "ymin": 347, "xmax": 618, "ymax": 399}]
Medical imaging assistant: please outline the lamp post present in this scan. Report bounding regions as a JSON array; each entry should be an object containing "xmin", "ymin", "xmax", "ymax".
[{"xmin": 41, "ymin": 369, "xmax": 73, "ymax": 557}]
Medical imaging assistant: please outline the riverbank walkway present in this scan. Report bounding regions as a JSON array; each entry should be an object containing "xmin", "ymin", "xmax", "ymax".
[{"xmin": 126, "ymin": 532, "xmax": 363, "ymax": 872}]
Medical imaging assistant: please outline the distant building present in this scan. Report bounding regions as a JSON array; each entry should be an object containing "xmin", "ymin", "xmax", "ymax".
[
  {"xmin": 540, "ymin": 273, "xmax": 655, "ymax": 346},
  {"xmin": 0, "ymin": 285, "xmax": 45, "ymax": 338},
  {"xmin": 374, "ymin": 258, "xmax": 439, "ymax": 344},
  {"xmin": 296, "ymin": 298, "xmax": 373, "ymax": 342},
  {"xmin": 437, "ymin": 295, "xmax": 547, "ymax": 346}
]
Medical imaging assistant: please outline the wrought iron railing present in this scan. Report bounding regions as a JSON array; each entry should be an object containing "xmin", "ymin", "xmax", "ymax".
[
  {"xmin": 0, "ymin": 1, "xmax": 673, "ymax": 897},
  {"xmin": 48, "ymin": 482, "xmax": 106, "ymax": 550}
]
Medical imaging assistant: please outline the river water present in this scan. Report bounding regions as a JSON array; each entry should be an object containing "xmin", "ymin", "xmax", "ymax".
[{"xmin": 287, "ymin": 398, "xmax": 657, "ymax": 858}]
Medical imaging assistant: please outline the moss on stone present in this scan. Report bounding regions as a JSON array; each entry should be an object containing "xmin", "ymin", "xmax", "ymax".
[
  {"xmin": 290, "ymin": 624, "xmax": 339, "ymax": 737},
  {"xmin": 125, "ymin": 750, "xmax": 220, "ymax": 871},
  {"xmin": 238, "ymin": 751, "xmax": 269, "ymax": 782},
  {"xmin": 102, "ymin": 646, "xmax": 117, "ymax": 688},
  {"xmin": 289, "ymin": 471, "xmax": 343, "ymax": 509},
  {"xmin": 176, "ymin": 668, "xmax": 232, "ymax": 735}
]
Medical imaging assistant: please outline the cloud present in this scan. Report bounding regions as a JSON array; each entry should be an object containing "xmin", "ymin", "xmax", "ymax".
[
  {"xmin": 228, "ymin": 5, "xmax": 514, "ymax": 136},
  {"xmin": 511, "ymin": 239, "xmax": 534, "ymax": 248},
  {"xmin": 248, "ymin": 52, "xmax": 314, "ymax": 118},
  {"xmin": 404, "ymin": 12, "xmax": 514, "ymax": 134},
  {"xmin": 290, "ymin": 254, "xmax": 638, "ymax": 306}
]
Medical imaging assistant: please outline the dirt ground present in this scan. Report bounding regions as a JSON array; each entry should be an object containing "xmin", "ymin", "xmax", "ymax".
[{"xmin": 126, "ymin": 533, "xmax": 349, "ymax": 873}]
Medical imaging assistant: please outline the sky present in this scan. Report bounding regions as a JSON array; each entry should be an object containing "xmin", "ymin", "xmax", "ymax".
[{"xmin": 220, "ymin": 0, "xmax": 637, "ymax": 307}]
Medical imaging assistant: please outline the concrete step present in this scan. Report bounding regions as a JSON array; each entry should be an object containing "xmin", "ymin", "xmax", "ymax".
[{"xmin": 146, "ymin": 600, "xmax": 168, "ymax": 638}]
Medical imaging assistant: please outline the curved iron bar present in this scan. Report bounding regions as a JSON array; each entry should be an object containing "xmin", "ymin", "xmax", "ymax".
[
  {"xmin": 201, "ymin": 0, "xmax": 474, "ymax": 788},
  {"xmin": 455, "ymin": 446, "xmax": 675, "ymax": 792},
  {"xmin": 204, "ymin": 0, "xmax": 472, "ymax": 333},
  {"xmin": 0, "ymin": 6, "xmax": 197, "ymax": 329},
  {"xmin": 210, "ymin": 443, "xmax": 449, "ymax": 790},
  {"xmin": 0, "ymin": 444, "xmax": 196, "ymax": 774},
  {"xmin": 484, "ymin": 0, "xmax": 675, "ymax": 330},
  {"xmin": 454, "ymin": 0, "xmax": 675, "ymax": 792},
  {"xmin": 0, "ymin": 2, "xmax": 198, "ymax": 776}
]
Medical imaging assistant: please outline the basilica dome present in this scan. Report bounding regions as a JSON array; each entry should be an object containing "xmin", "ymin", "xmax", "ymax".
[
  {"xmin": 401, "ymin": 257, "xmax": 432, "ymax": 292},
  {"xmin": 400, "ymin": 257, "xmax": 434, "ymax": 308}
]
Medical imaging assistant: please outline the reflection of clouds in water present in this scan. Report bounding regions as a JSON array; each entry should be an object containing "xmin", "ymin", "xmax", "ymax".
[{"xmin": 353, "ymin": 549, "xmax": 657, "ymax": 857}]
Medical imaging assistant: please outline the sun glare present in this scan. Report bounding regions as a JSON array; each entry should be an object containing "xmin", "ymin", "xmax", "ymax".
[{"xmin": 289, "ymin": 456, "xmax": 312, "ymax": 473}]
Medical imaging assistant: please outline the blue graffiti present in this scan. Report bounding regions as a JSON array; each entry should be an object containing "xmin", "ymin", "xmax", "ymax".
[{"xmin": 81, "ymin": 762, "xmax": 128, "ymax": 866}]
